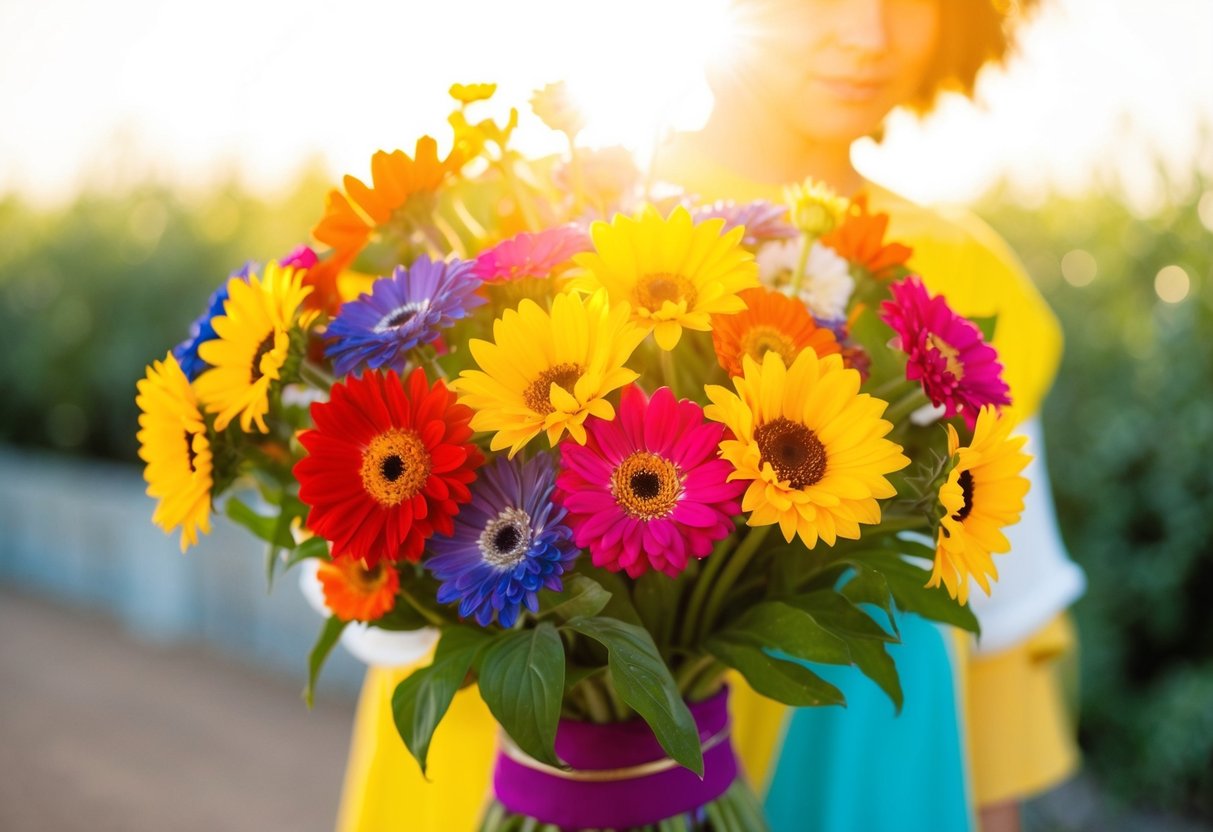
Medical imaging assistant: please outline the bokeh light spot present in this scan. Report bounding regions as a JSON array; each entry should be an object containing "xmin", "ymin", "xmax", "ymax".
[
  {"xmin": 1061, "ymin": 249, "xmax": 1097, "ymax": 287},
  {"xmin": 1154, "ymin": 265, "xmax": 1190, "ymax": 304}
]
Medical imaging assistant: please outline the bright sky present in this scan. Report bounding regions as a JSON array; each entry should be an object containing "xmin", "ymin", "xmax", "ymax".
[{"xmin": 1, "ymin": 0, "xmax": 1210, "ymax": 209}]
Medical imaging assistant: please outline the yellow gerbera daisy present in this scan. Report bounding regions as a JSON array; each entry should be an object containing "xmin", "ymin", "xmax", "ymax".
[
  {"xmin": 930, "ymin": 406, "xmax": 1031, "ymax": 604},
  {"xmin": 572, "ymin": 206, "xmax": 759, "ymax": 350},
  {"xmin": 454, "ymin": 290, "xmax": 645, "ymax": 457},
  {"xmin": 136, "ymin": 352, "xmax": 213, "ymax": 551},
  {"xmin": 705, "ymin": 349, "xmax": 909, "ymax": 548},
  {"xmin": 194, "ymin": 263, "xmax": 313, "ymax": 433}
]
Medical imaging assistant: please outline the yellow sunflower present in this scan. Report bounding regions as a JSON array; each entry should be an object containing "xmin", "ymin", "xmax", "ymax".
[
  {"xmin": 572, "ymin": 206, "xmax": 759, "ymax": 350},
  {"xmin": 194, "ymin": 263, "xmax": 314, "ymax": 433},
  {"xmin": 705, "ymin": 349, "xmax": 909, "ymax": 548},
  {"xmin": 930, "ymin": 406, "xmax": 1031, "ymax": 604},
  {"xmin": 136, "ymin": 352, "xmax": 213, "ymax": 551},
  {"xmin": 454, "ymin": 290, "xmax": 645, "ymax": 457}
]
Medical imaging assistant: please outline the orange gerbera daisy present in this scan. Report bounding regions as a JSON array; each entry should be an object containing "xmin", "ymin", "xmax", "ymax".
[
  {"xmin": 312, "ymin": 137, "xmax": 464, "ymax": 257},
  {"xmin": 821, "ymin": 196, "xmax": 912, "ymax": 280},
  {"xmin": 711, "ymin": 287, "xmax": 840, "ymax": 378},
  {"xmin": 317, "ymin": 558, "xmax": 400, "ymax": 622}
]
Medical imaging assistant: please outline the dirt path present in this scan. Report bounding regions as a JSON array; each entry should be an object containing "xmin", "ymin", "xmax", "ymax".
[{"xmin": 0, "ymin": 589, "xmax": 357, "ymax": 832}]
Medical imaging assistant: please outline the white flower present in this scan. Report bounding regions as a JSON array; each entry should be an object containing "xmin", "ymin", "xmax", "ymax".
[
  {"xmin": 755, "ymin": 239, "xmax": 855, "ymax": 321},
  {"xmin": 800, "ymin": 242, "xmax": 854, "ymax": 321}
]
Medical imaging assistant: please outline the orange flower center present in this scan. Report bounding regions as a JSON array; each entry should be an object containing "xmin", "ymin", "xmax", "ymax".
[
  {"xmin": 928, "ymin": 334, "xmax": 965, "ymax": 380},
  {"xmin": 755, "ymin": 418, "xmax": 827, "ymax": 489},
  {"xmin": 611, "ymin": 451, "xmax": 683, "ymax": 520},
  {"xmin": 739, "ymin": 324, "xmax": 799, "ymax": 368},
  {"xmin": 634, "ymin": 272, "xmax": 697, "ymax": 311},
  {"xmin": 359, "ymin": 428, "xmax": 431, "ymax": 507},
  {"xmin": 523, "ymin": 363, "xmax": 583, "ymax": 415}
]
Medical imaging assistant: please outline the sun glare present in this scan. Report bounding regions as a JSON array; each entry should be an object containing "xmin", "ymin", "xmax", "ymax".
[{"xmin": 558, "ymin": 0, "xmax": 738, "ymax": 160}]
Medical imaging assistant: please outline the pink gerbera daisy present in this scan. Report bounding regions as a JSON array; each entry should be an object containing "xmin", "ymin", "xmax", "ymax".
[
  {"xmin": 555, "ymin": 386, "xmax": 744, "ymax": 578},
  {"xmin": 879, "ymin": 275, "xmax": 1012, "ymax": 428},
  {"xmin": 472, "ymin": 226, "xmax": 590, "ymax": 283}
]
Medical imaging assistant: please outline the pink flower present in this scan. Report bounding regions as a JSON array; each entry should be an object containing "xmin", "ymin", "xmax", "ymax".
[
  {"xmin": 556, "ymin": 386, "xmax": 744, "ymax": 578},
  {"xmin": 880, "ymin": 275, "xmax": 1012, "ymax": 428},
  {"xmin": 473, "ymin": 226, "xmax": 590, "ymax": 283}
]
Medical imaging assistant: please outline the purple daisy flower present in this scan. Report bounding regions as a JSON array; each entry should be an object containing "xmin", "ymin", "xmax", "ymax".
[
  {"xmin": 428, "ymin": 454, "xmax": 578, "ymax": 628},
  {"xmin": 324, "ymin": 255, "xmax": 485, "ymax": 378},
  {"xmin": 173, "ymin": 261, "xmax": 255, "ymax": 381},
  {"xmin": 693, "ymin": 200, "xmax": 798, "ymax": 247}
]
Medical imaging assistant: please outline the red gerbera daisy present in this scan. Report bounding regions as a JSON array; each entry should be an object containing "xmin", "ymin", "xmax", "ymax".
[{"xmin": 295, "ymin": 368, "xmax": 483, "ymax": 565}]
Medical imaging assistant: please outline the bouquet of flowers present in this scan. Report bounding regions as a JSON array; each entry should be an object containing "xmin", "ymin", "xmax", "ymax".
[{"xmin": 136, "ymin": 82, "xmax": 1031, "ymax": 832}]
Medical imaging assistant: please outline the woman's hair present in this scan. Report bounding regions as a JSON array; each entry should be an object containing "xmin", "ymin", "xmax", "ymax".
[{"xmin": 907, "ymin": 0, "xmax": 1040, "ymax": 114}]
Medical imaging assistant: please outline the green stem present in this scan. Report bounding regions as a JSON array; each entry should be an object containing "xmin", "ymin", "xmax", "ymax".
[
  {"xmin": 397, "ymin": 584, "xmax": 447, "ymax": 628},
  {"xmin": 298, "ymin": 361, "xmax": 334, "ymax": 392},
  {"xmin": 869, "ymin": 514, "xmax": 932, "ymax": 535},
  {"xmin": 697, "ymin": 524, "xmax": 773, "ymax": 641},
  {"xmin": 790, "ymin": 232, "xmax": 817, "ymax": 295},
  {"xmin": 659, "ymin": 344, "xmax": 678, "ymax": 395},
  {"xmin": 867, "ymin": 375, "xmax": 914, "ymax": 402},
  {"xmin": 678, "ymin": 534, "xmax": 738, "ymax": 647},
  {"xmin": 579, "ymin": 677, "xmax": 614, "ymax": 723},
  {"xmin": 883, "ymin": 386, "xmax": 931, "ymax": 426},
  {"xmin": 674, "ymin": 653, "xmax": 715, "ymax": 696}
]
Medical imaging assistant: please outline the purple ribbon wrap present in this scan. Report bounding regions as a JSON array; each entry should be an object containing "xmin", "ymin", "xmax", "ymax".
[{"xmin": 492, "ymin": 686, "xmax": 738, "ymax": 830}]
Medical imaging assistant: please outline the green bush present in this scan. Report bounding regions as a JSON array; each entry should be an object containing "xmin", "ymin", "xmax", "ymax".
[
  {"xmin": 0, "ymin": 172, "xmax": 328, "ymax": 459},
  {"xmin": 984, "ymin": 178, "xmax": 1213, "ymax": 819}
]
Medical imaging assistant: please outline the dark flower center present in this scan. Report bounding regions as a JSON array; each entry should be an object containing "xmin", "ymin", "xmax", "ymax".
[
  {"xmin": 479, "ymin": 507, "xmax": 533, "ymax": 568},
  {"xmin": 755, "ymin": 417, "xmax": 827, "ymax": 489},
  {"xmin": 250, "ymin": 331, "xmax": 277, "ymax": 383},
  {"xmin": 185, "ymin": 431, "xmax": 197, "ymax": 473},
  {"xmin": 952, "ymin": 470, "xmax": 975, "ymax": 522},
  {"xmin": 612, "ymin": 451, "xmax": 682, "ymax": 521},
  {"xmin": 523, "ymin": 363, "xmax": 583, "ymax": 415},
  {"xmin": 381, "ymin": 454, "xmax": 404, "ymax": 482}
]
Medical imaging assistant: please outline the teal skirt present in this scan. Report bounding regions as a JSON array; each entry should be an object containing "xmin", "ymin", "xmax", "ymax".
[{"xmin": 763, "ymin": 612, "xmax": 974, "ymax": 832}]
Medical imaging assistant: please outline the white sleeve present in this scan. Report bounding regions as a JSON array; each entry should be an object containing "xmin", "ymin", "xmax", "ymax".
[
  {"xmin": 298, "ymin": 558, "xmax": 439, "ymax": 669},
  {"xmin": 967, "ymin": 416, "xmax": 1086, "ymax": 655}
]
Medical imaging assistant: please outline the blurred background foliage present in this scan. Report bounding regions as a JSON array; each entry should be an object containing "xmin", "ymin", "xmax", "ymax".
[{"xmin": 1, "ymin": 173, "xmax": 1211, "ymax": 821}]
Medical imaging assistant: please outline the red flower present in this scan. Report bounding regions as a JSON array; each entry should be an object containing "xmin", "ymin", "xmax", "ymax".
[{"xmin": 295, "ymin": 368, "xmax": 482, "ymax": 565}]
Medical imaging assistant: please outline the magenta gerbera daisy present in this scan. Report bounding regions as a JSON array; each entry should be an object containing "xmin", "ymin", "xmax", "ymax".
[
  {"xmin": 472, "ymin": 226, "xmax": 590, "ymax": 283},
  {"xmin": 555, "ymin": 386, "xmax": 744, "ymax": 578},
  {"xmin": 879, "ymin": 275, "xmax": 1012, "ymax": 428}
]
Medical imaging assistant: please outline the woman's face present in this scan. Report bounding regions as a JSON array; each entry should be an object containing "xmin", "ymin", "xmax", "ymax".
[{"xmin": 717, "ymin": 0, "xmax": 941, "ymax": 145}]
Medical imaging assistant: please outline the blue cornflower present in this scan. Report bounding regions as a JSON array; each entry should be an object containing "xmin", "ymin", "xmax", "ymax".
[
  {"xmin": 324, "ymin": 255, "xmax": 485, "ymax": 378},
  {"xmin": 428, "ymin": 454, "xmax": 578, "ymax": 628},
  {"xmin": 173, "ymin": 261, "xmax": 255, "ymax": 381}
]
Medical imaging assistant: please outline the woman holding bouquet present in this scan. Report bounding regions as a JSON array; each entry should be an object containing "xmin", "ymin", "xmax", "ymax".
[{"xmin": 335, "ymin": 1, "xmax": 1084, "ymax": 830}]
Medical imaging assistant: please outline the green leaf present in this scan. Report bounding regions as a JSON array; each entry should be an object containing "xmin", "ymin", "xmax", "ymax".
[
  {"xmin": 781, "ymin": 591, "xmax": 896, "ymax": 642},
  {"xmin": 373, "ymin": 598, "xmax": 432, "ymax": 631},
  {"xmin": 840, "ymin": 565, "xmax": 899, "ymax": 637},
  {"xmin": 847, "ymin": 637, "xmax": 904, "ymax": 712},
  {"xmin": 858, "ymin": 551, "xmax": 980, "ymax": 635},
  {"xmin": 225, "ymin": 495, "xmax": 301, "ymax": 549},
  {"xmin": 304, "ymin": 615, "xmax": 347, "ymax": 708},
  {"xmin": 716, "ymin": 601, "xmax": 852, "ymax": 666},
  {"xmin": 477, "ymin": 623, "xmax": 565, "ymax": 767},
  {"xmin": 391, "ymin": 627, "xmax": 491, "ymax": 774},
  {"xmin": 705, "ymin": 637, "xmax": 845, "ymax": 707},
  {"xmin": 282, "ymin": 536, "xmax": 329, "ymax": 572},
  {"xmin": 537, "ymin": 574, "xmax": 612, "ymax": 621},
  {"xmin": 563, "ymin": 663, "xmax": 605, "ymax": 691},
  {"xmin": 586, "ymin": 570, "xmax": 644, "ymax": 625},
  {"xmin": 564, "ymin": 616, "xmax": 703, "ymax": 776}
]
